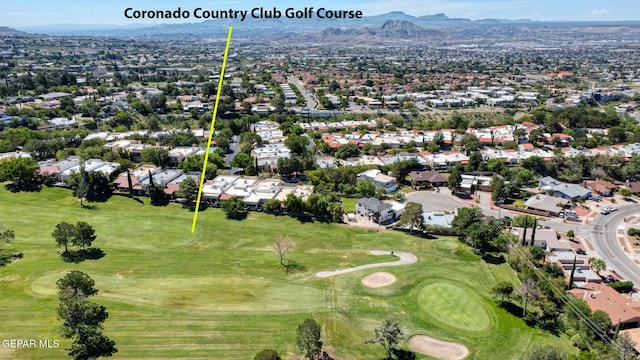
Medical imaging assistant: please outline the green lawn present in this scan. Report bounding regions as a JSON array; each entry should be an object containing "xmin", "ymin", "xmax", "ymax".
[
  {"xmin": 0, "ymin": 186, "xmax": 572, "ymax": 359},
  {"xmin": 341, "ymin": 197, "xmax": 358, "ymax": 213}
]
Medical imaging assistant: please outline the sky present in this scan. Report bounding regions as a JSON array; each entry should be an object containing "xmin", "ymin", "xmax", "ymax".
[{"xmin": 3, "ymin": 0, "xmax": 640, "ymax": 27}]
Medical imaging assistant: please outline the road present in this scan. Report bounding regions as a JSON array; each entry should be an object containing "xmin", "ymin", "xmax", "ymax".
[
  {"xmin": 225, "ymin": 135, "xmax": 240, "ymax": 174},
  {"xmin": 287, "ymin": 75, "xmax": 317, "ymax": 110},
  {"xmin": 590, "ymin": 205, "xmax": 640, "ymax": 285}
]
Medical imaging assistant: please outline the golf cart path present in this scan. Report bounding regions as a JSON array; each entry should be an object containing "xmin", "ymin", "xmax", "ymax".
[{"xmin": 315, "ymin": 251, "xmax": 417, "ymax": 278}]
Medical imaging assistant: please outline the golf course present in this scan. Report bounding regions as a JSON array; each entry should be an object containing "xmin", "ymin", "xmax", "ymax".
[{"xmin": 0, "ymin": 186, "xmax": 573, "ymax": 359}]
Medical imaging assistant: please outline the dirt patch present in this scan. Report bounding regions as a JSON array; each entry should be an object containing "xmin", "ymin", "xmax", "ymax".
[
  {"xmin": 407, "ymin": 335, "xmax": 469, "ymax": 360},
  {"xmin": 361, "ymin": 271, "xmax": 396, "ymax": 288}
]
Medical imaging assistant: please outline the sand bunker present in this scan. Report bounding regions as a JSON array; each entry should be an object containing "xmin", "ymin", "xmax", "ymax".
[
  {"xmin": 361, "ymin": 271, "xmax": 396, "ymax": 288},
  {"xmin": 407, "ymin": 335, "xmax": 469, "ymax": 360}
]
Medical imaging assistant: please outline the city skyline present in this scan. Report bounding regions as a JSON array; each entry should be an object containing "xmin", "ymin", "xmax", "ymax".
[{"xmin": 2, "ymin": 0, "xmax": 640, "ymax": 28}]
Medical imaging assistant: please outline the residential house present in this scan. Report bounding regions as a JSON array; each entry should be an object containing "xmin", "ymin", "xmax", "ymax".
[
  {"xmin": 457, "ymin": 172, "xmax": 493, "ymax": 194},
  {"xmin": 112, "ymin": 164, "xmax": 160, "ymax": 195},
  {"xmin": 201, "ymin": 175, "xmax": 238, "ymax": 203},
  {"xmin": 546, "ymin": 251, "xmax": 602, "ymax": 287},
  {"xmin": 243, "ymin": 179, "xmax": 282, "ymax": 208},
  {"xmin": 408, "ymin": 170, "xmax": 448, "ymax": 189},
  {"xmin": 626, "ymin": 181, "xmax": 640, "ymax": 194},
  {"xmin": 423, "ymin": 212, "xmax": 455, "ymax": 228},
  {"xmin": 356, "ymin": 197, "xmax": 396, "ymax": 224},
  {"xmin": 524, "ymin": 194, "xmax": 569, "ymax": 217},
  {"xmin": 553, "ymin": 183, "xmax": 592, "ymax": 201},
  {"xmin": 511, "ymin": 227, "xmax": 573, "ymax": 251},
  {"xmin": 167, "ymin": 146, "xmax": 205, "ymax": 166},
  {"xmin": 582, "ymin": 180, "xmax": 617, "ymax": 197},
  {"xmin": 540, "ymin": 176, "xmax": 591, "ymax": 201},
  {"xmin": 569, "ymin": 282, "xmax": 640, "ymax": 330},
  {"xmin": 357, "ymin": 169, "xmax": 397, "ymax": 193}
]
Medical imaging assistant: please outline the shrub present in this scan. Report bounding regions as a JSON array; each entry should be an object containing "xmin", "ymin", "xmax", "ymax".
[
  {"xmin": 609, "ymin": 281, "xmax": 634, "ymax": 292},
  {"xmin": 628, "ymin": 228, "xmax": 640, "ymax": 237}
]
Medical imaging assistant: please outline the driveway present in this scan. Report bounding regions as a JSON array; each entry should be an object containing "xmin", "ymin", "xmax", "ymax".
[{"xmin": 406, "ymin": 190, "xmax": 472, "ymax": 213}]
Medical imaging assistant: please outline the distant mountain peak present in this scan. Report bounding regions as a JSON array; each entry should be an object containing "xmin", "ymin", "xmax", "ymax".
[
  {"xmin": 380, "ymin": 19, "xmax": 423, "ymax": 30},
  {"xmin": 386, "ymin": 11, "xmax": 409, "ymax": 16},
  {"xmin": 420, "ymin": 13, "xmax": 450, "ymax": 20},
  {"xmin": 0, "ymin": 26, "xmax": 24, "ymax": 35}
]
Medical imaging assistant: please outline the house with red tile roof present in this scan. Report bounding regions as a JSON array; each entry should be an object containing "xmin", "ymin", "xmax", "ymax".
[{"xmin": 569, "ymin": 282, "xmax": 640, "ymax": 330}]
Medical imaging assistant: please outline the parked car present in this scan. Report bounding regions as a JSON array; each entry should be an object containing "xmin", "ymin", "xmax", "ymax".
[
  {"xmin": 600, "ymin": 209, "xmax": 611, "ymax": 215},
  {"xmin": 603, "ymin": 275, "xmax": 618, "ymax": 283},
  {"xmin": 575, "ymin": 248, "xmax": 587, "ymax": 255}
]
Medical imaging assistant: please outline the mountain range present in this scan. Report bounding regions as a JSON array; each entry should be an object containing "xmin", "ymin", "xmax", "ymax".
[{"xmin": 7, "ymin": 12, "xmax": 640, "ymax": 41}]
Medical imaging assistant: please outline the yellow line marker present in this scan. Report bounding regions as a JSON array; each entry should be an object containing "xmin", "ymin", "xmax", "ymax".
[{"xmin": 191, "ymin": 27, "xmax": 233, "ymax": 233}]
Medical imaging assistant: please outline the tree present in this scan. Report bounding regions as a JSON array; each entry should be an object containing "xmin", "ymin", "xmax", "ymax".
[
  {"xmin": 140, "ymin": 147, "xmax": 170, "ymax": 168},
  {"xmin": 221, "ymin": 197, "xmax": 246, "ymax": 219},
  {"xmin": 296, "ymin": 318, "xmax": 322, "ymax": 359},
  {"xmin": 328, "ymin": 202, "xmax": 344, "ymax": 223},
  {"xmin": 284, "ymin": 135, "xmax": 310, "ymax": 155},
  {"xmin": 68, "ymin": 170, "xmax": 113, "ymax": 204},
  {"xmin": 493, "ymin": 233, "xmax": 517, "ymax": 252},
  {"xmin": 0, "ymin": 228, "xmax": 14, "ymax": 243},
  {"xmin": 262, "ymin": 199, "xmax": 282, "ymax": 213},
  {"xmin": 215, "ymin": 136, "xmax": 230, "ymax": 152},
  {"xmin": 148, "ymin": 94, "xmax": 167, "ymax": 111},
  {"xmin": 356, "ymin": 180, "xmax": 376, "ymax": 197},
  {"xmin": 231, "ymin": 152, "xmax": 251, "ymax": 169},
  {"xmin": 526, "ymin": 344, "xmax": 566, "ymax": 360},
  {"xmin": 530, "ymin": 246, "xmax": 545, "ymax": 262},
  {"xmin": 590, "ymin": 310, "xmax": 612, "ymax": 334},
  {"xmin": 254, "ymin": 349, "xmax": 281, "ymax": 360},
  {"xmin": 492, "ymin": 281, "xmax": 514, "ymax": 305},
  {"xmin": 176, "ymin": 177, "xmax": 198, "ymax": 203},
  {"xmin": 273, "ymin": 236, "xmax": 295, "ymax": 270},
  {"xmin": 72, "ymin": 222, "xmax": 96, "ymax": 250},
  {"xmin": 518, "ymin": 278, "xmax": 539, "ymax": 317},
  {"xmin": 73, "ymin": 164, "xmax": 89, "ymax": 207},
  {"xmin": 366, "ymin": 318, "xmax": 403, "ymax": 360},
  {"xmin": 590, "ymin": 258, "xmax": 606, "ymax": 275},
  {"xmin": 284, "ymin": 193, "xmax": 305, "ymax": 215},
  {"xmin": 53, "ymin": 222, "xmax": 75, "ymax": 253},
  {"xmin": 448, "ymin": 168, "xmax": 462, "ymax": 193},
  {"xmin": 67, "ymin": 327, "xmax": 118, "ymax": 360},
  {"xmin": 0, "ymin": 157, "xmax": 41, "ymax": 191},
  {"xmin": 335, "ymin": 143, "xmax": 360, "ymax": 159},
  {"xmin": 491, "ymin": 174, "xmax": 505, "ymax": 201},
  {"xmin": 568, "ymin": 256, "xmax": 577, "ymax": 289},
  {"xmin": 521, "ymin": 216, "xmax": 529, "ymax": 246},
  {"xmin": 530, "ymin": 218, "xmax": 538, "ymax": 245},
  {"xmin": 56, "ymin": 270, "xmax": 99, "ymax": 301},
  {"xmin": 305, "ymin": 194, "xmax": 330, "ymax": 217},
  {"xmin": 451, "ymin": 207, "xmax": 484, "ymax": 235},
  {"xmin": 465, "ymin": 222, "xmax": 500, "ymax": 253},
  {"xmin": 56, "ymin": 271, "xmax": 117, "ymax": 360},
  {"xmin": 57, "ymin": 299, "xmax": 109, "ymax": 336},
  {"xmin": 566, "ymin": 230, "xmax": 575, "ymax": 240},
  {"xmin": 607, "ymin": 126, "xmax": 628, "ymax": 144},
  {"xmin": 615, "ymin": 332, "xmax": 637, "ymax": 360},
  {"xmin": 400, "ymin": 202, "xmax": 424, "ymax": 234},
  {"xmin": 126, "ymin": 170, "xmax": 134, "ymax": 197}
]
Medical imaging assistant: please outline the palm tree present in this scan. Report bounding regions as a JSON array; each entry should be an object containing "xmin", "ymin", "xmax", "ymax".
[{"xmin": 590, "ymin": 257, "xmax": 607, "ymax": 275}]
